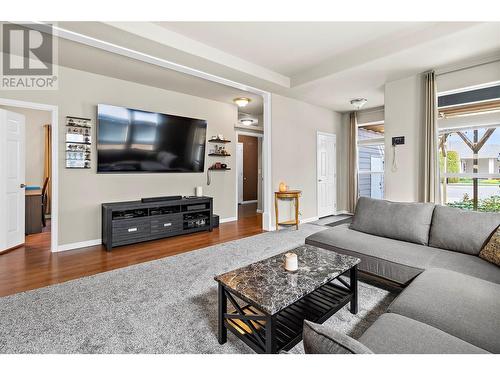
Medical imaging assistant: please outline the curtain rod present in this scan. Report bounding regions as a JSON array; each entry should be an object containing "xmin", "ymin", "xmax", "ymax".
[{"xmin": 436, "ymin": 57, "xmax": 500, "ymax": 77}]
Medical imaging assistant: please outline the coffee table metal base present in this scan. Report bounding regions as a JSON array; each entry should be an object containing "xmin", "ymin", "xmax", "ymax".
[{"xmin": 218, "ymin": 266, "xmax": 358, "ymax": 354}]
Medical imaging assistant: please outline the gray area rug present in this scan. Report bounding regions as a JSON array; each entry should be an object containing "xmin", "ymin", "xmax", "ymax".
[{"xmin": 0, "ymin": 224, "xmax": 396, "ymax": 354}]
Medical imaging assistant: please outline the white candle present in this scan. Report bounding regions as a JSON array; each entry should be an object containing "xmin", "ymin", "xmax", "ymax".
[
  {"xmin": 284, "ymin": 252, "xmax": 298, "ymax": 272},
  {"xmin": 195, "ymin": 186, "xmax": 203, "ymax": 197}
]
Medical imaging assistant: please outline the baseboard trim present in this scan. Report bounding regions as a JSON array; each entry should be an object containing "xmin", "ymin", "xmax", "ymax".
[
  {"xmin": 240, "ymin": 200, "xmax": 258, "ymax": 205},
  {"xmin": 256, "ymin": 209, "xmax": 263, "ymax": 213},
  {"xmin": 300, "ymin": 216, "xmax": 319, "ymax": 224},
  {"xmin": 56, "ymin": 217, "xmax": 241, "ymax": 251},
  {"xmin": 334, "ymin": 210, "xmax": 351, "ymax": 215},
  {"xmin": 56, "ymin": 239, "xmax": 101, "ymax": 252},
  {"xmin": 220, "ymin": 216, "xmax": 237, "ymax": 224}
]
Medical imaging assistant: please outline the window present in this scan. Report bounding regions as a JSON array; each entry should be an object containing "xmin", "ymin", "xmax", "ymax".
[
  {"xmin": 439, "ymin": 126, "xmax": 500, "ymax": 212},
  {"xmin": 358, "ymin": 123, "xmax": 384, "ymax": 199},
  {"xmin": 438, "ymin": 84, "xmax": 500, "ymax": 212}
]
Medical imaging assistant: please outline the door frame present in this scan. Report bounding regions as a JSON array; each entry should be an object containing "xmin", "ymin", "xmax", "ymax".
[
  {"xmin": 235, "ymin": 130, "xmax": 264, "ymax": 220},
  {"xmin": 236, "ymin": 142, "xmax": 244, "ymax": 205},
  {"xmin": 0, "ymin": 98, "xmax": 59, "ymax": 253},
  {"xmin": 316, "ymin": 131, "xmax": 337, "ymax": 218}
]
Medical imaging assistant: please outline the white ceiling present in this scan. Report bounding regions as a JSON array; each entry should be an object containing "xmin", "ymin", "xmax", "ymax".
[
  {"xmin": 55, "ymin": 22, "xmax": 500, "ymax": 112},
  {"xmin": 155, "ymin": 22, "xmax": 432, "ymax": 76}
]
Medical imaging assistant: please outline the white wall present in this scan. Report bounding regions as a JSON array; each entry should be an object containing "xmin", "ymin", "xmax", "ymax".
[
  {"xmin": 437, "ymin": 60, "xmax": 500, "ymax": 93},
  {"xmin": 271, "ymin": 94, "xmax": 346, "ymax": 224},
  {"xmin": 357, "ymin": 106, "xmax": 385, "ymax": 125},
  {"xmin": 384, "ymin": 75, "xmax": 424, "ymax": 202},
  {"xmin": 0, "ymin": 65, "xmax": 237, "ymax": 247},
  {"xmin": 0, "ymin": 106, "xmax": 50, "ymax": 187}
]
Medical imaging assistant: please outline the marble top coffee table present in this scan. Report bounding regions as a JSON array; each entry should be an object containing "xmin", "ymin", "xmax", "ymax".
[{"xmin": 214, "ymin": 244, "xmax": 361, "ymax": 354}]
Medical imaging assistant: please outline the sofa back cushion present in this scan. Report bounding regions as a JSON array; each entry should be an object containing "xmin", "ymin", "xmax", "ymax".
[
  {"xmin": 429, "ymin": 205, "xmax": 500, "ymax": 255},
  {"xmin": 303, "ymin": 320, "xmax": 373, "ymax": 354},
  {"xmin": 350, "ymin": 197, "xmax": 435, "ymax": 245}
]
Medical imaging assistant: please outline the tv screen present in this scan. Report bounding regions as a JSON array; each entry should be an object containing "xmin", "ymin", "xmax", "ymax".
[{"xmin": 97, "ymin": 104, "xmax": 207, "ymax": 173}]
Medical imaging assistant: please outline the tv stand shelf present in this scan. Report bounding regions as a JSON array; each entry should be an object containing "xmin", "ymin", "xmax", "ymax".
[{"xmin": 102, "ymin": 196, "xmax": 213, "ymax": 251}]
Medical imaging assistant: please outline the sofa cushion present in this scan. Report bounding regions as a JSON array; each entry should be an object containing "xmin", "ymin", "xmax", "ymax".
[
  {"xmin": 479, "ymin": 226, "xmax": 500, "ymax": 266},
  {"xmin": 388, "ymin": 268, "xmax": 500, "ymax": 353},
  {"xmin": 306, "ymin": 224, "xmax": 437, "ymax": 284},
  {"xmin": 350, "ymin": 197, "xmax": 435, "ymax": 245},
  {"xmin": 302, "ymin": 320, "xmax": 373, "ymax": 354},
  {"xmin": 359, "ymin": 313, "xmax": 488, "ymax": 354},
  {"xmin": 428, "ymin": 248, "xmax": 500, "ymax": 284},
  {"xmin": 429, "ymin": 205, "xmax": 500, "ymax": 255}
]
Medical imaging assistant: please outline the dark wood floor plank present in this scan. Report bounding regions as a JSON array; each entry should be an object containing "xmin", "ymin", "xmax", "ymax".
[{"xmin": 0, "ymin": 212, "xmax": 263, "ymax": 297}]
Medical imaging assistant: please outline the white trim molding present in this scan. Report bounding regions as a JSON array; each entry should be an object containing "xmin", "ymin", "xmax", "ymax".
[
  {"xmin": 105, "ymin": 22, "xmax": 291, "ymax": 88},
  {"xmin": 241, "ymin": 200, "xmax": 258, "ymax": 205},
  {"xmin": 56, "ymin": 239, "xmax": 101, "ymax": 252},
  {"xmin": 334, "ymin": 210, "xmax": 351, "ymax": 215},
  {"xmin": 220, "ymin": 216, "xmax": 238, "ymax": 224},
  {"xmin": 300, "ymin": 216, "xmax": 319, "ymax": 224}
]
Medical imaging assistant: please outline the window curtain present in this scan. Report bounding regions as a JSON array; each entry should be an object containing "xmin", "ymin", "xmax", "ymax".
[
  {"xmin": 423, "ymin": 71, "xmax": 440, "ymax": 203},
  {"xmin": 43, "ymin": 124, "xmax": 52, "ymax": 215},
  {"xmin": 347, "ymin": 112, "xmax": 359, "ymax": 213}
]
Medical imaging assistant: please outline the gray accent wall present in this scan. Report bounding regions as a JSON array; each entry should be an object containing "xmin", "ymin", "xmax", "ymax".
[
  {"xmin": 0, "ymin": 65, "xmax": 237, "ymax": 247},
  {"xmin": 271, "ymin": 94, "xmax": 347, "ymax": 224}
]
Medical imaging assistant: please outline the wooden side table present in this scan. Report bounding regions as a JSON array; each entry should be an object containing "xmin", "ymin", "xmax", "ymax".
[{"xmin": 274, "ymin": 190, "xmax": 302, "ymax": 231}]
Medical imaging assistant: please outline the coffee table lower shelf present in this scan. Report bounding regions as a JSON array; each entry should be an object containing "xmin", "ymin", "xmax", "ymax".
[{"xmin": 218, "ymin": 277, "xmax": 355, "ymax": 354}]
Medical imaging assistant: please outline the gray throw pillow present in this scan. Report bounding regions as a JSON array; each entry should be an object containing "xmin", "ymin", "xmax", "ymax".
[
  {"xmin": 302, "ymin": 320, "xmax": 373, "ymax": 354},
  {"xmin": 350, "ymin": 197, "xmax": 435, "ymax": 245},
  {"xmin": 429, "ymin": 205, "xmax": 500, "ymax": 255}
]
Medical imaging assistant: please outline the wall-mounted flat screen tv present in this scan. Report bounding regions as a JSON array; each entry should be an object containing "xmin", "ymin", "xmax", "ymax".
[{"xmin": 97, "ymin": 104, "xmax": 207, "ymax": 173}]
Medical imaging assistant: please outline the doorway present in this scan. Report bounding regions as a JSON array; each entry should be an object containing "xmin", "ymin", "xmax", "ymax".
[
  {"xmin": 0, "ymin": 99, "xmax": 58, "ymax": 253},
  {"xmin": 236, "ymin": 132, "xmax": 263, "ymax": 220},
  {"xmin": 317, "ymin": 132, "xmax": 337, "ymax": 218}
]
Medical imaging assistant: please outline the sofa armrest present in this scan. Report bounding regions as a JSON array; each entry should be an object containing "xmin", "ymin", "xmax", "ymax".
[{"xmin": 303, "ymin": 320, "xmax": 373, "ymax": 354}]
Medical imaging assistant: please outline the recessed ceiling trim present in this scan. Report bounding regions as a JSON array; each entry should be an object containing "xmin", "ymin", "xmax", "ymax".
[
  {"xmin": 290, "ymin": 22, "xmax": 483, "ymax": 88},
  {"xmin": 105, "ymin": 22, "xmax": 291, "ymax": 88},
  {"xmin": 38, "ymin": 22, "xmax": 271, "ymax": 98}
]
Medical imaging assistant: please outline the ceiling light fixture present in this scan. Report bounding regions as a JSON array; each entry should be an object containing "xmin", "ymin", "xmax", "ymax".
[
  {"xmin": 240, "ymin": 118, "xmax": 254, "ymax": 126},
  {"xmin": 350, "ymin": 98, "xmax": 368, "ymax": 110},
  {"xmin": 233, "ymin": 97, "xmax": 251, "ymax": 107}
]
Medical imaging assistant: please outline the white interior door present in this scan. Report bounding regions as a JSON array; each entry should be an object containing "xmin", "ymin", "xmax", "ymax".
[
  {"xmin": 0, "ymin": 109, "xmax": 26, "ymax": 251},
  {"xmin": 237, "ymin": 142, "xmax": 244, "ymax": 204},
  {"xmin": 317, "ymin": 133, "xmax": 336, "ymax": 218}
]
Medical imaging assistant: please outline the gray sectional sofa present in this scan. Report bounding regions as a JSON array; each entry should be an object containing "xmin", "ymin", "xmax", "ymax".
[{"xmin": 303, "ymin": 197, "xmax": 500, "ymax": 354}]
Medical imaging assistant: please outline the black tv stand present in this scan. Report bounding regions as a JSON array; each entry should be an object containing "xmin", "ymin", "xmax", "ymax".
[
  {"xmin": 141, "ymin": 195, "xmax": 183, "ymax": 203},
  {"xmin": 102, "ymin": 196, "xmax": 213, "ymax": 251}
]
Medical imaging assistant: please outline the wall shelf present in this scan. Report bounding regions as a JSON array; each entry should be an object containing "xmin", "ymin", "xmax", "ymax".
[
  {"xmin": 65, "ymin": 116, "xmax": 91, "ymax": 169},
  {"xmin": 208, "ymin": 153, "xmax": 231, "ymax": 157},
  {"xmin": 208, "ymin": 139, "xmax": 231, "ymax": 143}
]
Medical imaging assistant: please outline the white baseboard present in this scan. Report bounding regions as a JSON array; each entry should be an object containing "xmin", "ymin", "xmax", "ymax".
[
  {"xmin": 220, "ymin": 216, "xmax": 237, "ymax": 224},
  {"xmin": 300, "ymin": 216, "xmax": 319, "ymax": 224},
  {"xmin": 56, "ymin": 216, "xmax": 240, "ymax": 251},
  {"xmin": 56, "ymin": 239, "xmax": 101, "ymax": 252},
  {"xmin": 256, "ymin": 209, "xmax": 263, "ymax": 213},
  {"xmin": 334, "ymin": 210, "xmax": 351, "ymax": 215},
  {"xmin": 240, "ymin": 200, "xmax": 258, "ymax": 205}
]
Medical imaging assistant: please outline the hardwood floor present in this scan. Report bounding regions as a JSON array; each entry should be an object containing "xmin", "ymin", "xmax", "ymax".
[
  {"xmin": 238, "ymin": 202, "xmax": 259, "ymax": 218},
  {"xmin": 0, "ymin": 213, "xmax": 263, "ymax": 297}
]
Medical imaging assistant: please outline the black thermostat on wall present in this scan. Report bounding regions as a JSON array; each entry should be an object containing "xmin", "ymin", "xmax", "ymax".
[{"xmin": 392, "ymin": 136, "xmax": 405, "ymax": 146}]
